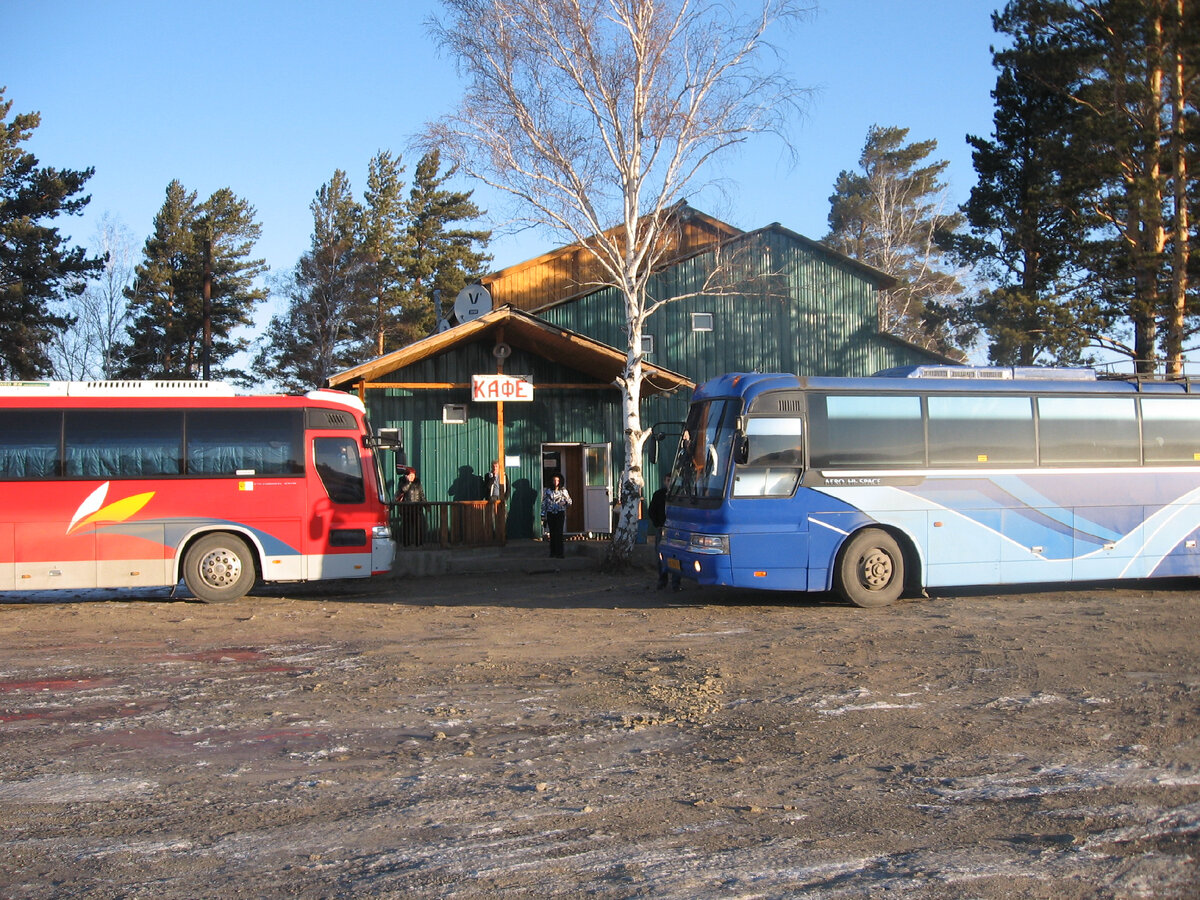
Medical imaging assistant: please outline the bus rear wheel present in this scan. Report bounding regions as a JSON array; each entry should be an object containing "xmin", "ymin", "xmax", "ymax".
[
  {"xmin": 183, "ymin": 533, "xmax": 257, "ymax": 603},
  {"xmin": 835, "ymin": 529, "xmax": 904, "ymax": 608}
]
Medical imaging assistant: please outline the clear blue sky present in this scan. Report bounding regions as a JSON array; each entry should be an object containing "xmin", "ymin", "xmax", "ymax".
[{"xmin": 5, "ymin": 0, "xmax": 1001, "ymax": 315}]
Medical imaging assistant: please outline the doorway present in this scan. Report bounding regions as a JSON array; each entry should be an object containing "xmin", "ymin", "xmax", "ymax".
[{"xmin": 541, "ymin": 442, "xmax": 612, "ymax": 535}]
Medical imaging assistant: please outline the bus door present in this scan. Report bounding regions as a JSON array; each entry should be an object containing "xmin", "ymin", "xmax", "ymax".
[{"xmin": 310, "ymin": 433, "xmax": 374, "ymax": 579}]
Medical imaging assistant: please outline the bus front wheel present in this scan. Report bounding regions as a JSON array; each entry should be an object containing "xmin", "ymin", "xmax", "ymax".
[
  {"xmin": 183, "ymin": 533, "xmax": 257, "ymax": 603},
  {"xmin": 835, "ymin": 529, "xmax": 904, "ymax": 608}
]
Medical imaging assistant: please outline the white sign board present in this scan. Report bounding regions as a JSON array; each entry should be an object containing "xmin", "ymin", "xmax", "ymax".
[{"xmin": 472, "ymin": 374, "xmax": 533, "ymax": 402}]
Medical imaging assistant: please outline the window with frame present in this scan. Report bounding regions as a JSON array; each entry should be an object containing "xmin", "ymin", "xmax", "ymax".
[
  {"xmin": 733, "ymin": 416, "xmax": 804, "ymax": 497},
  {"xmin": 0, "ymin": 410, "xmax": 62, "ymax": 479},
  {"xmin": 808, "ymin": 394, "xmax": 924, "ymax": 467},
  {"xmin": 313, "ymin": 437, "xmax": 366, "ymax": 504},
  {"xmin": 641, "ymin": 334, "xmax": 655, "ymax": 354},
  {"xmin": 1141, "ymin": 397, "xmax": 1200, "ymax": 464},
  {"xmin": 691, "ymin": 312, "xmax": 714, "ymax": 332},
  {"xmin": 64, "ymin": 409, "xmax": 184, "ymax": 477},
  {"xmin": 187, "ymin": 409, "xmax": 302, "ymax": 475},
  {"xmin": 1037, "ymin": 396, "xmax": 1139, "ymax": 465},
  {"xmin": 927, "ymin": 395, "xmax": 1035, "ymax": 465}
]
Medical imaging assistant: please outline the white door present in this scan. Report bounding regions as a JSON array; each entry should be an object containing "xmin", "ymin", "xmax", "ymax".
[{"xmin": 583, "ymin": 443, "xmax": 612, "ymax": 534}]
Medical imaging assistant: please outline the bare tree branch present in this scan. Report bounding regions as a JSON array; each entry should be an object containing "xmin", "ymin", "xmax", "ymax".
[{"xmin": 423, "ymin": 0, "xmax": 813, "ymax": 566}]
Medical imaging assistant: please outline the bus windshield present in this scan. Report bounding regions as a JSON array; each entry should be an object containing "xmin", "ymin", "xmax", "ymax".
[{"xmin": 667, "ymin": 398, "xmax": 740, "ymax": 503}]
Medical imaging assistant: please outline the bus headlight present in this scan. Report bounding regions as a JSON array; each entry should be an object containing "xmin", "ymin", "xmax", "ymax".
[
  {"xmin": 372, "ymin": 525, "xmax": 393, "ymax": 541},
  {"xmin": 688, "ymin": 533, "xmax": 729, "ymax": 554}
]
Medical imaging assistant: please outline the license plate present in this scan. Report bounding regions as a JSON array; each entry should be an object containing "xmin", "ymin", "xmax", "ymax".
[{"xmin": 667, "ymin": 558, "xmax": 681, "ymax": 571}]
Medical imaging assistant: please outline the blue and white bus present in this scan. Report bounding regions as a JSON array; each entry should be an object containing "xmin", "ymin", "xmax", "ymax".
[{"xmin": 659, "ymin": 367, "xmax": 1200, "ymax": 607}]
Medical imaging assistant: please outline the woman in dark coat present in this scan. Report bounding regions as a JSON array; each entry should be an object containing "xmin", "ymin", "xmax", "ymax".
[{"xmin": 397, "ymin": 467, "xmax": 427, "ymax": 546}]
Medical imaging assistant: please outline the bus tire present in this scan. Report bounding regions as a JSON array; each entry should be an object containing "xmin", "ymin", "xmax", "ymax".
[
  {"xmin": 835, "ymin": 529, "xmax": 904, "ymax": 608},
  {"xmin": 182, "ymin": 533, "xmax": 257, "ymax": 603}
]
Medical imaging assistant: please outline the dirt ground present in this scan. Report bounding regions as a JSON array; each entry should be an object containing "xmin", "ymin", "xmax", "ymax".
[{"xmin": 1, "ymin": 566, "xmax": 1198, "ymax": 899}]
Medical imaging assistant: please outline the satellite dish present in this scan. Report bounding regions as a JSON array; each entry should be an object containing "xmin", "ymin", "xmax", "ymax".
[
  {"xmin": 437, "ymin": 318, "xmax": 453, "ymax": 333},
  {"xmin": 453, "ymin": 284, "xmax": 491, "ymax": 323},
  {"xmin": 493, "ymin": 342, "xmax": 512, "ymax": 359}
]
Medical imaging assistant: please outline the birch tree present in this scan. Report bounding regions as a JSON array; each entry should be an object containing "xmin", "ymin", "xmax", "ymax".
[
  {"xmin": 48, "ymin": 213, "xmax": 136, "ymax": 379},
  {"xmin": 425, "ymin": 0, "xmax": 810, "ymax": 567}
]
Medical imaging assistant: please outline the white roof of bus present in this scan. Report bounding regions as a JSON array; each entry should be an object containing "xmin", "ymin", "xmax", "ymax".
[
  {"xmin": 0, "ymin": 381, "xmax": 368, "ymax": 415},
  {"xmin": 0, "ymin": 380, "xmax": 238, "ymax": 396}
]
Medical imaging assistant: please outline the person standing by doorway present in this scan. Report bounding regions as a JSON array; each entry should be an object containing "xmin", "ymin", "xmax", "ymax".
[
  {"xmin": 483, "ymin": 460, "xmax": 504, "ymax": 501},
  {"xmin": 541, "ymin": 473, "xmax": 572, "ymax": 559},
  {"xmin": 483, "ymin": 460, "xmax": 505, "ymax": 542}
]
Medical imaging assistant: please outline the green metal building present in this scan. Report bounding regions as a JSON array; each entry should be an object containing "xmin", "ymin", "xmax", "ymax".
[{"xmin": 329, "ymin": 207, "xmax": 951, "ymax": 540}]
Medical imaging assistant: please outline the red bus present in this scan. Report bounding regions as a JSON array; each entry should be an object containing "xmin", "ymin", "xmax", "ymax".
[{"xmin": 0, "ymin": 381, "xmax": 396, "ymax": 602}]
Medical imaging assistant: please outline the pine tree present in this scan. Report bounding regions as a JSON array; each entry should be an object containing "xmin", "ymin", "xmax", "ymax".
[
  {"xmin": 1068, "ymin": 0, "xmax": 1199, "ymax": 375},
  {"xmin": 253, "ymin": 170, "xmax": 369, "ymax": 391},
  {"xmin": 0, "ymin": 87, "xmax": 103, "ymax": 379},
  {"xmin": 117, "ymin": 181, "xmax": 265, "ymax": 379},
  {"xmin": 361, "ymin": 150, "xmax": 409, "ymax": 356},
  {"xmin": 946, "ymin": 0, "xmax": 1102, "ymax": 365},
  {"xmin": 398, "ymin": 149, "xmax": 491, "ymax": 344},
  {"xmin": 195, "ymin": 188, "xmax": 268, "ymax": 378},
  {"xmin": 994, "ymin": 0, "xmax": 1199, "ymax": 374},
  {"xmin": 118, "ymin": 180, "xmax": 198, "ymax": 378},
  {"xmin": 357, "ymin": 149, "xmax": 490, "ymax": 353},
  {"xmin": 824, "ymin": 125, "xmax": 968, "ymax": 355}
]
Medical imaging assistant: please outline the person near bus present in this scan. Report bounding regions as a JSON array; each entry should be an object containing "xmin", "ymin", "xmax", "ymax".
[
  {"xmin": 483, "ymin": 460, "xmax": 506, "ymax": 541},
  {"xmin": 648, "ymin": 475, "xmax": 681, "ymax": 591},
  {"xmin": 483, "ymin": 460, "xmax": 505, "ymax": 501},
  {"xmin": 541, "ymin": 473, "xmax": 572, "ymax": 559},
  {"xmin": 397, "ymin": 467, "xmax": 427, "ymax": 546}
]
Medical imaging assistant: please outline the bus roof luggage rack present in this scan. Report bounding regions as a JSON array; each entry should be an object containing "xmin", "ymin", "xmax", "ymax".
[
  {"xmin": 873, "ymin": 365, "xmax": 1096, "ymax": 381},
  {"xmin": 1099, "ymin": 372, "xmax": 1200, "ymax": 392},
  {"xmin": 0, "ymin": 380, "xmax": 238, "ymax": 397}
]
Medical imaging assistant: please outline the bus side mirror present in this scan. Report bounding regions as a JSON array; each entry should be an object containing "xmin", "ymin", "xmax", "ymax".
[
  {"xmin": 371, "ymin": 428, "xmax": 403, "ymax": 449},
  {"xmin": 733, "ymin": 434, "xmax": 749, "ymax": 465},
  {"xmin": 369, "ymin": 428, "xmax": 407, "ymax": 465},
  {"xmin": 649, "ymin": 433, "xmax": 663, "ymax": 464}
]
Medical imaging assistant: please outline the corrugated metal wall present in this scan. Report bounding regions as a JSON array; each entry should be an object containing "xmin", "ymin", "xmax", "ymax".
[
  {"xmin": 540, "ymin": 229, "xmax": 938, "ymax": 385},
  {"xmin": 365, "ymin": 339, "xmax": 622, "ymax": 539}
]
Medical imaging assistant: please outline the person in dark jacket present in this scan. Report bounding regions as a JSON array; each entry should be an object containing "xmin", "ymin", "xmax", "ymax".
[
  {"xmin": 648, "ymin": 475, "xmax": 680, "ymax": 591},
  {"xmin": 397, "ymin": 467, "xmax": 427, "ymax": 546}
]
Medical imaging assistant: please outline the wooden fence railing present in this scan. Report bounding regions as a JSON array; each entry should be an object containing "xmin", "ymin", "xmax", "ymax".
[{"xmin": 391, "ymin": 501, "xmax": 506, "ymax": 549}]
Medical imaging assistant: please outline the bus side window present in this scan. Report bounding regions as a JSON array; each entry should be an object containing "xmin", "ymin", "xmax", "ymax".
[
  {"xmin": 1038, "ymin": 396, "xmax": 1139, "ymax": 465},
  {"xmin": 1142, "ymin": 398, "xmax": 1200, "ymax": 464},
  {"xmin": 314, "ymin": 437, "xmax": 366, "ymax": 504},
  {"xmin": 0, "ymin": 410, "xmax": 61, "ymax": 479},
  {"xmin": 928, "ymin": 395, "xmax": 1035, "ymax": 465},
  {"xmin": 733, "ymin": 417, "xmax": 804, "ymax": 497},
  {"xmin": 63, "ymin": 410, "xmax": 183, "ymax": 477},
  {"xmin": 188, "ymin": 410, "xmax": 303, "ymax": 476},
  {"xmin": 809, "ymin": 394, "xmax": 923, "ymax": 467}
]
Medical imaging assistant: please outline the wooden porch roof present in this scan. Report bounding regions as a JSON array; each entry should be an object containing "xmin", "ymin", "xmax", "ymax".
[{"xmin": 328, "ymin": 305, "xmax": 694, "ymax": 398}]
